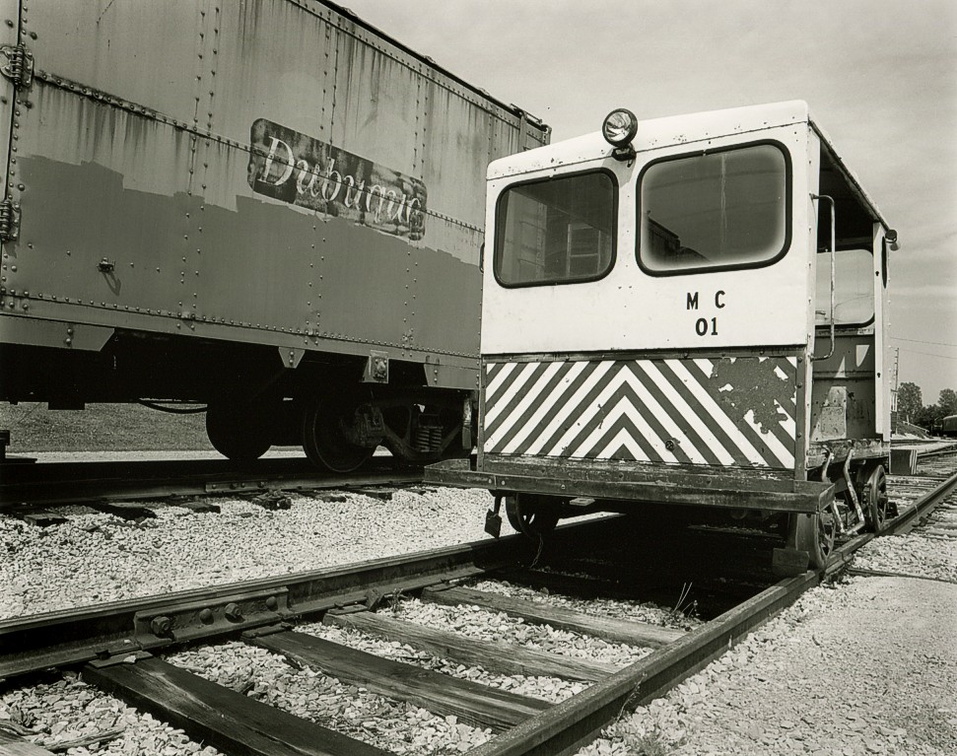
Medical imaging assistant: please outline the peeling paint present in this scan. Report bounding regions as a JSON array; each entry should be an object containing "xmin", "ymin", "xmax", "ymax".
[{"xmin": 708, "ymin": 356, "xmax": 796, "ymax": 435}]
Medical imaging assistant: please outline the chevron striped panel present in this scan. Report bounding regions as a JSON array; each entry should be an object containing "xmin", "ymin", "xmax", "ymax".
[{"xmin": 483, "ymin": 356, "xmax": 798, "ymax": 469}]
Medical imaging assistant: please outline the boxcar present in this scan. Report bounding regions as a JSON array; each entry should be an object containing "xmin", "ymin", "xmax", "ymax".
[
  {"xmin": 0, "ymin": 0, "xmax": 549, "ymax": 470},
  {"xmin": 942, "ymin": 416, "xmax": 957, "ymax": 438},
  {"xmin": 428, "ymin": 101, "xmax": 898, "ymax": 570}
]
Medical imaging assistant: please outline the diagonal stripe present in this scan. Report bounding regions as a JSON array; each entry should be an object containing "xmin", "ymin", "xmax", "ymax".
[
  {"xmin": 483, "ymin": 356, "xmax": 797, "ymax": 469},
  {"xmin": 495, "ymin": 361, "xmax": 588, "ymax": 454},
  {"xmin": 484, "ymin": 361, "xmax": 550, "ymax": 432},
  {"xmin": 685, "ymin": 359, "xmax": 790, "ymax": 468},
  {"xmin": 485, "ymin": 359, "xmax": 602, "ymax": 455},
  {"xmin": 483, "ymin": 361, "xmax": 521, "ymax": 421},
  {"xmin": 529, "ymin": 361, "xmax": 617, "ymax": 456},
  {"xmin": 485, "ymin": 361, "xmax": 571, "ymax": 452},
  {"xmin": 577, "ymin": 393, "xmax": 681, "ymax": 463},
  {"xmin": 675, "ymin": 359, "xmax": 766, "ymax": 465},
  {"xmin": 741, "ymin": 407, "xmax": 794, "ymax": 468},
  {"xmin": 772, "ymin": 357, "xmax": 798, "ymax": 418},
  {"xmin": 509, "ymin": 360, "xmax": 595, "ymax": 456},
  {"xmin": 539, "ymin": 361, "xmax": 630, "ymax": 457},
  {"xmin": 616, "ymin": 365, "xmax": 698, "ymax": 464},
  {"xmin": 484, "ymin": 360, "xmax": 508, "ymax": 386},
  {"xmin": 558, "ymin": 375, "xmax": 685, "ymax": 463},
  {"xmin": 594, "ymin": 420, "xmax": 656, "ymax": 462},
  {"xmin": 626, "ymin": 362, "xmax": 717, "ymax": 465},
  {"xmin": 656, "ymin": 359, "xmax": 751, "ymax": 465},
  {"xmin": 636, "ymin": 360, "xmax": 729, "ymax": 465}
]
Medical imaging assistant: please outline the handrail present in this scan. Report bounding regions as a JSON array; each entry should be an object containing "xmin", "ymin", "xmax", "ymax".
[{"xmin": 811, "ymin": 194, "xmax": 836, "ymax": 361}]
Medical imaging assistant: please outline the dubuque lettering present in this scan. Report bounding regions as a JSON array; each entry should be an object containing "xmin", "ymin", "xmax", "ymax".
[{"xmin": 247, "ymin": 119, "xmax": 428, "ymax": 240}]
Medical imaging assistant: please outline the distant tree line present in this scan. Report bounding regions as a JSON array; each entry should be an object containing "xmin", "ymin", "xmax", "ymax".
[{"xmin": 897, "ymin": 383, "xmax": 957, "ymax": 432}]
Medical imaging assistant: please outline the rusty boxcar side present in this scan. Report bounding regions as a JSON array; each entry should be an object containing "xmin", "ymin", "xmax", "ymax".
[{"xmin": 0, "ymin": 0, "xmax": 548, "ymax": 468}]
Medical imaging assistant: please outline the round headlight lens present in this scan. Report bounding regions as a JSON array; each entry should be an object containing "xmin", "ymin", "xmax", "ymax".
[{"xmin": 602, "ymin": 108, "xmax": 639, "ymax": 147}]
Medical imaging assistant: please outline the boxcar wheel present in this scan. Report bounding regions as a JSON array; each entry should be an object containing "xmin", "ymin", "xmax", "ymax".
[
  {"xmin": 206, "ymin": 403, "xmax": 273, "ymax": 462},
  {"xmin": 301, "ymin": 399, "xmax": 373, "ymax": 473},
  {"xmin": 505, "ymin": 495, "xmax": 559, "ymax": 539},
  {"xmin": 861, "ymin": 465, "xmax": 890, "ymax": 534},
  {"xmin": 790, "ymin": 510, "xmax": 835, "ymax": 570}
]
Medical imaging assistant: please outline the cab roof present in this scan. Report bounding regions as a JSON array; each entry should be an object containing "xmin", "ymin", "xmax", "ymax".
[{"xmin": 489, "ymin": 100, "xmax": 892, "ymax": 234}]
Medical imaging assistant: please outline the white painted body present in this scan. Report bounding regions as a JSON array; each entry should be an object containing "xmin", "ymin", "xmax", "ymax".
[{"xmin": 481, "ymin": 101, "xmax": 888, "ymax": 360}]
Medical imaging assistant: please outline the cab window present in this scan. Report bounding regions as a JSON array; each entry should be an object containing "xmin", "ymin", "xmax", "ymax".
[
  {"xmin": 815, "ymin": 248, "xmax": 874, "ymax": 326},
  {"xmin": 494, "ymin": 170, "xmax": 616, "ymax": 287},
  {"xmin": 638, "ymin": 142, "xmax": 790, "ymax": 275}
]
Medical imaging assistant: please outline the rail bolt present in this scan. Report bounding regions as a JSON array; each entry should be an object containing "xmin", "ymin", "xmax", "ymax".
[
  {"xmin": 265, "ymin": 596, "xmax": 278, "ymax": 611},
  {"xmin": 224, "ymin": 603, "xmax": 242, "ymax": 622},
  {"xmin": 150, "ymin": 615, "xmax": 172, "ymax": 637},
  {"xmin": 199, "ymin": 608, "xmax": 214, "ymax": 624}
]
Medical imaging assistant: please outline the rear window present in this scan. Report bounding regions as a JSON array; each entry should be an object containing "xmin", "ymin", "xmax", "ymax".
[
  {"xmin": 494, "ymin": 170, "xmax": 616, "ymax": 287},
  {"xmin": 638, "ymin": 142, "xmax": 790, "ymax": 275}
]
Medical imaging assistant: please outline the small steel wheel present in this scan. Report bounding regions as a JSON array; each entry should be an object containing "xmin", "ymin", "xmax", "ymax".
[
  {"xmin": 861, "ymin": 465, "xmax": 890, "ymax": 533},
  {"xmin": 206, "ymin": 402, "xmax": 273, "ymax": 462},
  {"xmin": 301, "ymin": 399, "xmax": 373, "ymax": 473},
  {"xmin": 505, "ymin": 494, "xmax": 559, "ymax": 539},
  {"xmin": 791, "ymin": 509, "xmax": 836, "ymax": 570}
]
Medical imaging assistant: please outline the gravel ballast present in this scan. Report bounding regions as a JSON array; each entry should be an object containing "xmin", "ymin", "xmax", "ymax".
[
  {"xmin": 576, "ymin": 576, "xmax": 957, "ymax": 756},
  {"xmin": 1, "ymin": 488, "xmax": 495, "ymax": 619},
  {"xmin": 3, "ymin": 477, "xmax": 956, "ymax": 754},
  {"xmin": 576, "ymin": 492, "xmax": 957, "ymax": 756}
]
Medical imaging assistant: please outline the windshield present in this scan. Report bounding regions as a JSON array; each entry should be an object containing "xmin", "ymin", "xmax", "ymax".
[
  {"xmin": 494, "ymin": 170, "xmax": 616, "ymax": 287},
  {"xmin": 638, "ymin": 142, "xmax": 790, "ymax": 274}
]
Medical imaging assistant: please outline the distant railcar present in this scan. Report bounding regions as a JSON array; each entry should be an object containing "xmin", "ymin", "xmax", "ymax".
[
  {"xmin": 0, "ymin": 1, "xmax": 548, "ymax": 470},
  {"xmin": 429, "ymin": 101, "xmax": 898, "ymax": 570},
  {"xmin": 942, "ymin": 416, "xmax": 957, "ymax": 437}
]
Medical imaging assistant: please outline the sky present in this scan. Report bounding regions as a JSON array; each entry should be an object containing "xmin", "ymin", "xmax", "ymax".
[{"xmin": 344, "ymin": 0, "xmax": 957, "ymax": 407}]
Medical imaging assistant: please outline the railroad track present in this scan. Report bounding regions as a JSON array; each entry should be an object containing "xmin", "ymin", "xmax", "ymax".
[
  {"xmin": 3, "ymin": 465, "xmax": 955, "ymax": 756},
  {"xmin": 0, "ymin": 455, "xmax": 423, "ymax": 511}
]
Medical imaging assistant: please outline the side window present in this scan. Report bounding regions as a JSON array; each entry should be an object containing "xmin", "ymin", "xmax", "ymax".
[
  {"xmin": 494, "ymin": 171, "xmax": 616, "ymax": 287},
  {"xmin": 638, "ymin": 143, "xmax": 790, "ymax": 275},
  {"xmin": 815, "ymin": 248, "xmax": 875, "ymax": 326}
]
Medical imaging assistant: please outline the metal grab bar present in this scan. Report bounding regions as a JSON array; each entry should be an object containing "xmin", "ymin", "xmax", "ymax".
[{"xmin": 811, "ymin": 193, "xmax": 836, "ymax": 362}]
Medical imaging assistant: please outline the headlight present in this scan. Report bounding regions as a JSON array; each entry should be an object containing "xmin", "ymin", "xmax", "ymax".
[{"xmin": 602, "ymin": 108, "xmax": 639, "ymax": 147}]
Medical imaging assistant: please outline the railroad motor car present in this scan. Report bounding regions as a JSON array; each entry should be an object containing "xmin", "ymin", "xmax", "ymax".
[
  {"xmin": 0, "ymin": 0, "xmax": 548, "ymax": 470},
  {"xmin": 428, "ymin": 101, "xmax": 899, "ymax": 570}
]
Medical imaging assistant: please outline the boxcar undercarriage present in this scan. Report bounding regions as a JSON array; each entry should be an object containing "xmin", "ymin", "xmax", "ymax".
[{"xmin": 1, "ymin": 332, "xmax": 472, "ymax": 472}]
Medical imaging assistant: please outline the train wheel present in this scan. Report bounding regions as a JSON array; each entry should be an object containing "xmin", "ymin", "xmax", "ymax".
[
  {"xmin": 206, "ymin": 402, "xmax": 273, "ymax": 461},
  {"xmin": 505, "ymin": 495, "xmax": 559, "ymax": 539},
  {"xmin": 301, "ymin": 399, "xmax": 373, "ymax": 473},
  {"xmin": 861, "ymin": 465, "xmax": 890, "ymax": 534},
  {"xmin": 790, "ymin": 510, "xmax": 835, "ymax": 570}
]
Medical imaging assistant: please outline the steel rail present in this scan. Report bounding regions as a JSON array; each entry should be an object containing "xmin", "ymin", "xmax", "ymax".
[
  {"xmin": 466, "ymin": 570, "xmax": 818, "ymax": 756},
  {"xmin": 826, "ymin": 468, "xmax": 957, "ymax": 575},
  {"xmin": 885, "ymin": 468, "xmax": 957, "ymax": 535},
  {"xmin": 468, "ymin": 468, "xmax": 957, "ymax": 756},
  {"xmin": 4, "ymin": 470, "xmax": 955, "ymax": 753},
  {"xmin": 0, "ymin": 456, "xmax": 423, "ymax": 508},
  {"xmin": 0, "ymin": 519, "xmax": 615, "ymax": 681}
]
